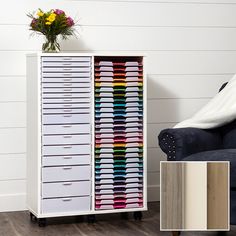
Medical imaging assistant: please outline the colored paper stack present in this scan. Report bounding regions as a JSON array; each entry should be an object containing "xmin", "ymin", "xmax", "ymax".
[{"xmin": 94, "ymin": 57, "xmax": 144, "ymax": 210}]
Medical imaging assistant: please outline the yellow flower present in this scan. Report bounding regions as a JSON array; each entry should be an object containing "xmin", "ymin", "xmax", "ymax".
[
  {"xmin": 45, "ymin": 21, "xmax": 52, "ymax": 25},
  {"xmin": 37, "ymin": 10, "xmax": 44, "ymax": 17},
  {"xmin": 46, "ymin": 13, "xmax": 56, "ymax": 23}
]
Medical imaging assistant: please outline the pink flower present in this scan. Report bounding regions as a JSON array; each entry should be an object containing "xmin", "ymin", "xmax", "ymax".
[
  {"xmin": 66, "ymin": 16, "xmax": 74, "ymax": 27},
  {"xmin": 54, "ymin": 9, "xmax": 64, "ymax": 15}
]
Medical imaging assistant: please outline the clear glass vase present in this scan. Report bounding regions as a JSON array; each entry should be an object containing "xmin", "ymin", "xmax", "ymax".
[{"xmin": 42, "ymin": 36, "xmax": 60, "ymax": 53}]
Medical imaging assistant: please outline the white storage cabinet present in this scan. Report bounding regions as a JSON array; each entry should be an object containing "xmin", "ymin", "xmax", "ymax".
[{"xmin": 26, "ymin": 53, "xmax": 147, "ymax": 227}]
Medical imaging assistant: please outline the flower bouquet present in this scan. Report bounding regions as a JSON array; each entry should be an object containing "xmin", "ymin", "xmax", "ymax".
[{"xmin": 28, "ymin": 9, "xmax": 76, "ymax": 52}]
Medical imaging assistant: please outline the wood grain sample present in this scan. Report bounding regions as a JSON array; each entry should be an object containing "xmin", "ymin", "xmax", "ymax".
[
  {"xmin": 161, "ymin": 162, "xmax": 185, "ymax": 230},
  {"xmin": 207, "ymin": 162, "xmax": 229, "ymax": 230}
]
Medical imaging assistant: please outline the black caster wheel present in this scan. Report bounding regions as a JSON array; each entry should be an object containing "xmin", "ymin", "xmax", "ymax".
[
  {"xmin": 120, "ymin": 212, "xmax": 129, "ymax": 220},
  {"xmin": 30, "ymin": 212, "xmax": 37, "ymax": 223},
  {"xmin": 87, "ymin": 214, "xmax": 96, "ymax": 223},
  {"xmin": 172, "ymin": 232, "xmax": 181, "ymax": 236},
  {"xmin": 38, "ymin": 218, "xmax": 47, "ymax": 227},
  {"xmin": 133, "ymin": 211, "xmax": 142, "ymax": 221}
]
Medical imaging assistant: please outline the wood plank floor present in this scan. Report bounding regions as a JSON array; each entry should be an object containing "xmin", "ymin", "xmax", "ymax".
[{"xmin": 0, "ymin": 202, "xmax": 235, "ymax": 236}]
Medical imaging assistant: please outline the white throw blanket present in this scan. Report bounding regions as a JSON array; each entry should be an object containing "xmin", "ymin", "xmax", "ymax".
[{"xmin": 174, "ymin": 74, "xmax": 236, "ymax": 129}]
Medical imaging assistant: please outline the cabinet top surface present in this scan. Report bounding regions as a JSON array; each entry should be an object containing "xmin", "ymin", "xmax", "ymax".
[{"xmin": 26, "ymin": 52, "xmax": 147, "ymax": 57}]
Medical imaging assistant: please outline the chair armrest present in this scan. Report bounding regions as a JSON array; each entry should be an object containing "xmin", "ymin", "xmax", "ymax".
[{"xmin": 158, "ymin": 128, "xmax": 222, "ymax": 161}]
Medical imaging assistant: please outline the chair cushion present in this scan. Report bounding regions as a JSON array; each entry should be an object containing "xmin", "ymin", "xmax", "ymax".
[
  {"xmin": 183, "ymin": 149, "xmax": 236, "ymax": 188},
  {"xmin": 221, "ymin": 120, "xmax": 236, "ymax": 149}
]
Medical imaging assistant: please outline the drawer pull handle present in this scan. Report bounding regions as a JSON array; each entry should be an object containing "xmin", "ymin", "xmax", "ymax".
[
  {"xmin": 63, "ymin": 94, "xmax": 72, "ymax": 97},
  {"xmin": 64, "ymin": 83, "xmax": 72, "ymax": 86},
  {"xmin": 64, "ymin": 109, "xmax": 72, "ymax": 113},
  {"xmin": 63, "ymin": 156, "xmax": 72, "ymax": 159},
  {"xmin": 63, "ymin": 146, "xmax": 72, "ymax": 149},
  {"xmin": 63, "ymin": 114, "xmax": 72, "ymax": 117},
  {"xmin": 63, "ymin": 104, "xmax": 72, "ymax": 107},
  {"xmin": 63, "ymin": 135, "xmax": 72, "ymax": 138},
  {"xmin": 62, "ymin": 63, "xmax": 72, "ymax": 66},
  {"xmin": 63, "ymin": 99, "xmax": 72, "ymax": 102},
  {"xmin": 63, "ymin": 125, "xmax": 72, "ymax": 128},
  {"xmin": 63, "ymin": 166, "xmax": 72, "ymax": 170},
  {"xmin": 62, "ymin": 198, "xmax": 72, "ymax": 202},
  {"xmin": 63, "ymin": 58, "xmax": 72, "ymax": 61},
  {"xmin": 63, "ymin": 88, "xmax": 72, "ymax": 92},
  {"xmin": 63, "ymin": 78, "xmax": 72, "ymax": 82},
  {"xmin": 63, "ymin": 68, "xmax": 72, "ymax": 71},
  {"xmin": 63, "ymin": 73, "xmax": 72, "ymax": 76},
  {"xmin": 63, "ymin": 182, "xmax": 72, "ymax": 186}
]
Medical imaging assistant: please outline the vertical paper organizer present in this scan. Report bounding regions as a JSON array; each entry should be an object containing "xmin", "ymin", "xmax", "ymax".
[{"xmin": 94, "ymin": 56, "xmax": 144, "ymax": 210}]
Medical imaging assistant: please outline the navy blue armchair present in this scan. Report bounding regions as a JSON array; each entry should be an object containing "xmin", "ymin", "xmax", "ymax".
[{"xmin": 158, "ymin": 83, "xmax": 236, "ymax": 225}]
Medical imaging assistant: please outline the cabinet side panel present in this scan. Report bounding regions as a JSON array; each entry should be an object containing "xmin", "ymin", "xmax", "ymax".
[
  {"xmin": 26, "ymin": 55, "xmax": 40, "ymax": 214},
  {"xmin": 161, "ymin": 162, "xmax": 185, "ymax": 230},
  {"xmin": 207, "ymin": 163, "xmax": 229, "ymax": 230}
]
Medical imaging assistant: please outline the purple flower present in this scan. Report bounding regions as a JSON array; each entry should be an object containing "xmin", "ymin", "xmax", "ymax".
[
  {"xmin": 54, "ymin": 9, "xmax": 64, "ymax": 15},
  {"xmin": 66, "ymin": 16, "xmax": 74, "ymax": 27},
  {"xmin": 30, "ymin": 18, "xmax": 37, "ymax": 27}
]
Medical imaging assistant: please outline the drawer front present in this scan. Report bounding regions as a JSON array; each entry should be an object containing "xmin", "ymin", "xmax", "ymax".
[
  {"xmin": 42, "ymin": 103, "xmax": 90, "ymax": 109},
  {"xmin": 43, "ymin": 124, "xmax": 90, "ymax": 135},
  {"xmin": 42, "ymin": 67, "xmax": 91, "ymax": 73},
  {"xmin": 42, "ymin": 165, "xmax": 91, "ymax": 182},
  {"xmin": 42, "ymin": 72, "xmax": 91, "ymax": 78},
  {"xmin": 42, "ymin": 134, "xmax": 91, "ymax": 145},
  {"xmin": 42, "ymin": 62, "xmax": 91, "ymax": 67},
  {"xmin": 42, "ymin": 113, "xmax": 91, "ymax": 124},
  {"xmin": 42, "ymin": 87, "xmax": 91, "ymax": 93},
  {"xmin": 42, "ymin": 155, "xmax": 91, "ymax": 166},
  {"xmin": 43, "ymin": 108, "xmax": 90, "ymax": 114},
  {"xmin": 42, "ymin": 181, "xmax": 91, "ymax": 198},
  {"xmin": 41, "ymin": 196, "xmax": 91, "ymax": 213},
  {"xmin": 43, "ymin": 98, "xmax": 90, "ymax": 104},
  {"xmin": 42, "ymin": 77, "xmax": 90, "ymax": 83},
  {"xmin": 42, "ymin": 144, "xmax": 91, "ymax": 156},
  {"xmin": 42, "ymin": 56, "xmax": 91, "ymax": 62},
  {"xmin": 42, "ymin": 93, "xmax": 90, "ymax": 99},
  {"xmin": 42, "ymin": 82, "xmax": 90, "ymax": 88}
]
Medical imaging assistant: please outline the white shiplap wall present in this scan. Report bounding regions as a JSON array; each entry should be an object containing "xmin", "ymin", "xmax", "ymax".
[{"xmin": 0, "ymin": 0, "xmax": 235, "ymax": 211}]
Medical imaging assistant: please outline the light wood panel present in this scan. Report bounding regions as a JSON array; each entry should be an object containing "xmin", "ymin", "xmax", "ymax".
[
  {"xmin": 4, "ymin": 26, "xmax": 236, "ymax": 51},
  {"xmin": 2, "ymin": 0, "xmax": 236, "ymax": 27},
  {"xmin": 0, "ymin": 103, "xmax": 25, "ymax": 128},
  {"xmin": 161, "ymin": 162, "xmax": 185, "ymax": 230},
  {"xmin": 207, "ymin": 162, "xmax": 229, "ymax": 229},
  {"xmin": 0, "ymin": 129, "xmax": 26, "ymax": 153},
  {"xmin": 148, "ymin": 99, "xmax": 210, "ymax": 123},
  {"xmin": 0, "ymin": 77, "xmax": 26, "ymax": 102},
  {"xmin": 147, "ymin": 74, "xmax": 230, "ymax": 99}
]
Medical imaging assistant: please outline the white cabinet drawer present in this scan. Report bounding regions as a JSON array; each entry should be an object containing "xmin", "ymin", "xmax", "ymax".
[
  {"xmin": 42, "ymin": 103, "xmax": 90, "ymax": 109},
  {"xmin": 42, "ymin": 72, "xmax": 91, "ymax": 78},
  {"xmin": 42, "ymin": 134, "xmax": 91, "ymax": 145},
  {"xmin": 43, "ymin": 108, "xmax": 90, "ymax": 114},
  {"xmin": 42, "ymin": 56, "xmax": 91, "ymax": 62},
  {"xmin": 42, "ymin": 144, "xmax": 91, "ymax": 156},
  {"xmin": 42, "ymin": 62, "xmax": 91, "ymax": 67},
  {"xmin": 42, "ymin": 181, "xmax": 91, "ymax": 198},
  {"xmin": 42, "ymin": 82, "xmax": 90, "ymax": 88},
  {"xmin": 43, "ymin": 124, "xmax": 90, "ymax": 135},
  {"xmin": 42, "ymin": 113, "xmax": 91, "ymax": 124},
  {"xmin": 42, "ymin": 165, "xmax": 91, "ymax": 182},
  {"xmin": 43, "ymin": 97, "xmax": 90, "ymax": 104},
  {"xmin": 42, "ymin": 67, "xmax": 91, "ymax": 73},
  {"xmin": 41, "ymin": 196, "xmax": 91, "ymax": 213},
  {"xmin": 42, "ymin": 87, "xmax": 91, "ymax": 93},
  {"xmin": 42, "ymin": 93, "xmax": 90, "ymax": 99},
  {"xmin": 42, "ymin": 77, "xmax": 90, "ymax": 83},
  {"xmin": 42, "ymin": 154, "xmax": 91, "ymax": 166}
]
